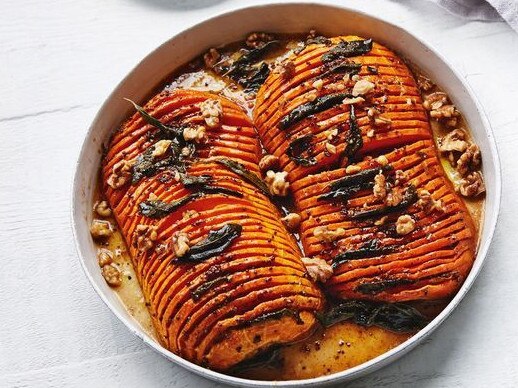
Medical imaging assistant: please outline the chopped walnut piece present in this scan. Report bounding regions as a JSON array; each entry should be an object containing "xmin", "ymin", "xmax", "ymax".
[
  {"xmin": 352, "ymin": 79, "xmax": 375, "ymax": 97},
  {"xmin": 199, "ymin": 99, "xmax": 222, "ymax": 128},
  {"xmin": 376, "ymin": 155, "xmax": 389, "ymax": 166},
  {"xmin": 374, "ymin": 216, "xmax": 389, "ymax": 226},
  {"xmin": 172, "ymin": 231, "xmax": 190, "ymax": 257},
  {"xmin": 345, "ymin": 164, "xmax": 361, "ymax": 174},
  {"xmin": 374, "ymin": 115, "xmax": 392, "ymax": 126},
  {"xmin": 90, "ymin": 219, "xmax": 114, "ymax": 239},
  {"xmin": 302, "ymin": 257, "xmax": 333, "ymax": 283},
  {"xmin": 182, "ymin": 209, "xmax": 199, "ymax": 220},
  {"xmin": 423, "ymin": 92, "xmax": 448, "ymax": 111},
  {"xmin": 458, "ymin": 171, "xmax": 485, "ymax": 197},
  {"xmin": 385, "ymin": 188, "xmax": 403, "ymax": 207},
  {"xmin": 325, "ymin": 142, "xmax": 337, "ymax": 155},
  {"xmin": 265, "ymin": 170, "xmax": 290, "ymax": 196},
  {"xmin": 438, "ymin": 128, "xmax": 469, "ymax": 153},
  {"xmin": 107, "ymin": 159, "xmax": 133, "ymax": 189},
  {"xmin": 366, "ymin": 129, "xmax": 375, "ymax": 138},
  {"xmin": 457, "ymin": 144, "xmax": 482, "ymax": 176},
  {"xmin": 203, "ymin": 48, "xmax": 220, "ymax": 68},
  {"xmin": 394, "ymin": 170, "xmax": 408, "ymax": 185},
  {"xmin": 373, "ymin": 173, "xmax": 387, "ymax": 200},
  {"xmin": 94, "ymin": 200, "xmax": 112, "ymax": 217},
  {"xmin": 342, "ymin": 96, "xmax": 365, "ymax": 105},
  {"xmin": 258, "ymin": 154, "xmax": 280, "ymax": 172},
  {"xmin": 282, "ymin": 213, "xmax": 301, "ymax": 232},
  {"xmin": 417, "ymin": 75, "xmax": 435, "ymax": 92},
  {"xmin": 430, "ymin": 105, "xmax": 458, "ymax": 120},
  {"xmin": 135, "ymin": 224, "xmax": 158, "ymax": 252},
  {"xmin": 101, "ymin": 264, "xmax": 122, "ymax": 287},
  {"xmin": 246, "ymin": 32, "xmax": 274, "ymax": 48},
  {"xmin": 325, "ymin": 127, "xmax": 339, "ymax": 141},
  {"xmin": 183, "ymin": 125, "xmax": 206, "ymax": 143},
  {"xmin": 151, "ymin": 139, "xmax": 172, "ymax": 158},
  {"xmin": 417, "ymin": 190, "xmax": 445, "ymax": 213},
  {"xmin": 312, "ymin": 79, "xmax": 324, "ymax": 91},
  {"xmin": 396, "ymin": 215, "xmax": 416, "ymax": 235},
  {"xmin": 97, "ymin": 248, "xmax": 114, "ymax": 267},
  {"xmin": 281, "ymin": 61, "xmax": 296, "ymax": 80},
  {"xmin": 313, "ymin": 225, "xmax": 345, "ymax": 243}
]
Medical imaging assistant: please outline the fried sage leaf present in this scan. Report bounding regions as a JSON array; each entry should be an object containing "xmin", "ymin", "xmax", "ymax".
[
  {"xmin": 178, "ymin": 173, "xmax": 243, "ymax": 198},
  {"xmin": 287, "ymin": 135, "xmax": 317, "ymax": 166},
  {"xmin": 139, "ymin": 194, "xmax": 201, "ymax": 219},
  {"xmin": 125, "ymin": 98, "xmax": 184, "ymax": 139},
  {"xmin": 279, "ymin": 93, "xmax": 352, "ymax": 130},
  {"xmin": 321, "ymin": 39, "xmax": 373, "ymax": 63},
  {"xmin": 318, "ymin": 300, "xmax": 428, "ymax": 333},
  {"xmin": 179, "ymin": 223, "xmax": 242, "ymax": 263},
  {"xmin": 344, "ymin": 104, "xmax": 363, "ymax": 158},
  {"xmin": 332, "ymin": 239, "xmax": 397, "ymax": 268},
  {"xmin": 214, "ymin": 158, "xmax": 270, "ymax": 197}
]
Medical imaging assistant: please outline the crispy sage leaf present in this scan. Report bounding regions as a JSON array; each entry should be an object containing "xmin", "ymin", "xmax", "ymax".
[
  {"xmin": 287, "ymin": 135, "xmax": 317, "ymax": 166},
  {"xmin": 179, "ymin": 223, "xmax": 242, "ymax": 263},
  {"xmin": 321, "ymin": 39, "xmax": 373, "ymax": 63},
  {"xmin": 332, "ymin": 239, "xmax": 397, "ymax": 268},
  {"xmin": 344, "ymin": 104, "xmax": 363, "ymax": 157},
  {"xmin": 214, "ymin": 158, "xmax": 270, "ymax": 197},
  {"xmin": 139, "ymin": 195, "xmax": 200, "ymax": 219},
  {"xmin": 125, "ymin": 98, "xmax": 184, "ymax": 139},
  {"xmin": 178, "ymin": 172, "xmax": 243, "ymax": 198},
  {"xmin": 318, "ymin": 300, "xmax": 428, "ymax": 333}
]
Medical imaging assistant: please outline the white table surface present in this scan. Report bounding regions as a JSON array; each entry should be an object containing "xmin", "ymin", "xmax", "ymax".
[{"xmin": 1, "ymin": 0, "xmax": 517, "ymax": 386}]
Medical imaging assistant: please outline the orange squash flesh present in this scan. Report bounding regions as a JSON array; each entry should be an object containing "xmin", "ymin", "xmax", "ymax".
[{"xmin": 102, "ymin": 89, "xmax": 323, "ymax": 370}]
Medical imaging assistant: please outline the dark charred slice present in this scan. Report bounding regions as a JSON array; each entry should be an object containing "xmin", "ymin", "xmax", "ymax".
[
  {"xmin": 178, "ymin": 223, "xmax": 242, "ymax": 263},
  {"xmin": 242, "ymin": 62, "xmax": 270, "ymax": 92},
  {"xmin": 347, "ymin": 184, "xmax": 418, "ymax": 220},
  {"xmin": 286, "ymin": 135, "xmax": 317, "ymax": 166},
  {"xmin": 319, "ymin": 61, "xmax": 362, "ymax": 80},
  {"xmin": 332, "ymin": 239, "xmax": 398, "ymax": 268},
  {"xmin": 319, "ymin": 300, "xmax": 428, "ymax": 332},
  {"xmin": 319, "ymin": 165, "xmax": 393, "ymax": 201},
  {"xmin": 278, "ymin": 93, "xmax": 352, "ymax": 130},
  {"xmin": 178, "ymin": 173, "xmax": 244, "ymax": 198},
  {"xmin": 356, "ymin": 278, "xmax": 416, "ymax": 295},
  {"xmin": 344, "ymin": 105, "xmax": 363, "ymax": 158},
  {"xmin": 321, "ymin": 38, "xmax": 373, "ymax": 63},
  {"xmin": 190, "ymin": 276, "xmax": 230, "ymax": 301},
  {"xmin": 214, "ymin": 158, "xmax": 271, "ymax": 197},
  {"xmin": 139, "ymin": 194, "xmax": 201, "ymax": 219}
]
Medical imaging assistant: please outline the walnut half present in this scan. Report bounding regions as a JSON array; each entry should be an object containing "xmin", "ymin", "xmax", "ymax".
[
  {"xmin": 301, "ymin": 257, "xmax": 333, "ymax": 283},
  {"xmin": 458, "ymin": 171, "xmax": 485, "ymax": 197}
]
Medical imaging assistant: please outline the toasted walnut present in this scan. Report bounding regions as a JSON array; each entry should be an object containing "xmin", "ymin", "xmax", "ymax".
[
  {"xmin": 246, "ymin": 32, "xmax": 274, "ymax": 48},
  {"xmin": 183, "ymin": 125, "xmax": 206, "ymax": 143},
  {"xmin": 352, "ymin": 79, "xmax": 375, "ymax": 97},
  {"xmin": 376, "ymin": 155, "xmax": 389, "ymax": 166},
  {"xmin": 417, "ymin": 75, "xmax": 435, "ymax": 92},
  {"xmin": 325, "ymin": 142, "xmax": 337, "ymax": 155},
  {"xmin": 366, "ymin": 129, "xmax": 375, "ymax": 138},
  {"xmin": 259, "ymin": 154, "xmax": 280, "ymax": 172},
  {"xmin": 458, "ymin": 171, "xmax": 485, "ymax": 197},
  {"xmin": 90, "ymin": 219, "xmax": 113, "ymax": 239},
  {"xmin": 302, "ymin": 257, "xmax": 333, "ymax": 283},
  {"xmin": 325, "ymin": 127, "xmax": 339, "ymax": 141},
  {"xmin": 199, "ymin": 99, "xmax": 222, "ymax": 128},
  {"xmin": 423, "ymin": 92, "xmax": 448, "ymax": 111},
  {"xmin": 373, "ymin": 173, "xmax": 387, "ymax": 200},
  {"xmin": 93, "ymin": 200, "xmax": 112, "ymax": 217},
  {"xmin": 430, "ymin": 105, "xmax": 458, "ymax": 120},
  {"xmin": 151, "ymin": 139, "xmax": 172, "ymax": 157},
  {"xmin": 394, "ymin": 170, "xmax": 408, "ymax": 185},
  {"xmin": 374, "ymin": 216, "xmax": 389, "ymax": 226},
  {"xmin": 374, "ymin": 115, "xmax": 392, "ymax": 126},
  {"xmin": 281, "ymin": 61, "xmax": 296, "ymax": 80},
  {"xmin": 312, "ymin": 79, "xmax": 324, "ymax": 91},
  {"xmin": 385, "ymin": 188, "xmax": 403, "ymax": 207},
  {"xmin": 345, "ymin": 164, "xmax": 362, "ymax": 174},
  {"xmin": 438, "ymin": 129, "xmax": 469, "ymax": 153},
  {"xmin": 265, "ymin": 170, "xmax": 290, "ymax": 196},
  {"xmin": 457, "ymin": 144, "xmax": 481, "ymax": 176},
  {"xmin": 313, "ymin": 226, "xmax": 345, "ymax": 243},
  {"xmin": 172, "ymin": 231, "xmax": 190, "ymax": 257},
  {"xmin": 282, "ymin": 213, "xmax": 301, "ymax": 232},
  {"xmin": 396, "ymin": 215, "xmax": 416, "ymax": 235},
  {"xmin": 417, "ymin": 190, "xmax": 444, "ymax": 213},
  {"xmin": 342, "ymin": 96, "xmax": 365, "ymax": 105},
  {"xmin": 97, "ymin": 248, "xmax": 114, "ymax": 267},
  {"xmin": 135, "ymin": 224, "xmax": 158, "ymax": 252},
  {"xmin": 101, "ymin": 264, "xmax": 122, "ymax": 287},
  {"xmin": 107, "ymin": 159, "xmax": 133, "ymax": 189},
  {"xmin": 203, "ymin": 48, "xmax": 221, "ymax": 68}
]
